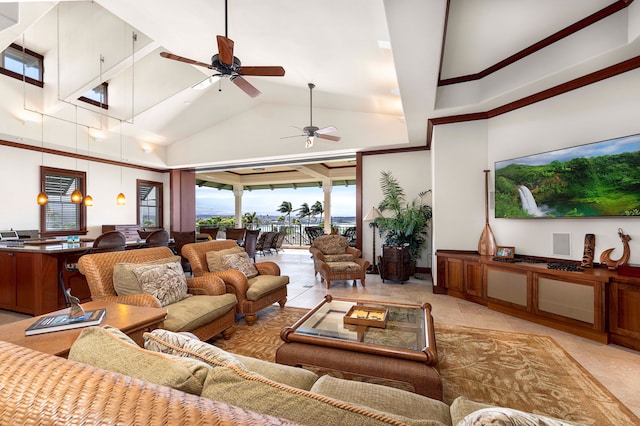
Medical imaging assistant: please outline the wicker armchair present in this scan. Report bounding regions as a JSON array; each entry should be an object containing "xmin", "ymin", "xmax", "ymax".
[
  {"xmin": 309, "ymin": 235, "xmax": 370, "ymax": 289},
  {"xmin": 182, "ymin": 240, "xmax": 289, "ymax": 326},
  {"xmin": 77, "ymin": 246, "xmax": 237, "ymax": 341}
]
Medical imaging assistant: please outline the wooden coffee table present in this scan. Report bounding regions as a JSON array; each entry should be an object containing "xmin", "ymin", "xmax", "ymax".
[
  {"xmin": 0, "ymin": 300, "xmax": 167, "ymax": 357},
  {"xmin": 276, "ymin": 295, "xmax": 443, "ymax": 400}
]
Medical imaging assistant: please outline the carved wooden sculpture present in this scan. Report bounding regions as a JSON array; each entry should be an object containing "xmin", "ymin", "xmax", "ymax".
[
  {"xmin": 581, "ymin": 233, "xmax": 596, "ymax": 268},
  {"xmin": 599, "ymin": 228, "xmax": 631, "ymax": 270}
]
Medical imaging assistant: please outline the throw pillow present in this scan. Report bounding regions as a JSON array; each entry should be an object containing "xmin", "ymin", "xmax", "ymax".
[
  {"xmin": 68, "ymin": 325, "xmax": 210, "ymax": 395},
  {"xmin": 113, "ymin": 255, "xmax": 182, "ymax": 296},
  {"xmin": 144, "ymin": 328, "xmax": 247, "ymax": 370},
  {"xmin": 457, "ymin": 407, "xmax": 577, "ymax": 426},
  {"xmin": 221, "ymin": 252, "xmax": 259, "ymax": 278},
  {"xmin": 205, "ymin": 247, "xmax": 244, "ymax": 272},
  {"xmin": 131, "ymin": 262, "xmax": 189, "ymax": 306}
]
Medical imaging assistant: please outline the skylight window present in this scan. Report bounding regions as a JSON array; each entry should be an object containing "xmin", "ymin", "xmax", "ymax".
[
  {"xmin": 0, "ymin": 43, "xmax": 44, "ymax": 87},
  {"xmin": 79, "ymin": 82, "xmax": 108, "ymax": 109}
]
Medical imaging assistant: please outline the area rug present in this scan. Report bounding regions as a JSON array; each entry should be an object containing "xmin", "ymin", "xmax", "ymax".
[{"xmin": 214, "ymin": 306, "xmax": 639, "ymax": 426}]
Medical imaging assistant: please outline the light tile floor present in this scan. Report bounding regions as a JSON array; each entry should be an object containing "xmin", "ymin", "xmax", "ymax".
[
  {"xmin": 1, "ymin": 247, "xmax": 637, "ymax": 418},
  {"xmin": 272, "ymin": 247, "xmax": 640, "ymax": 418}
]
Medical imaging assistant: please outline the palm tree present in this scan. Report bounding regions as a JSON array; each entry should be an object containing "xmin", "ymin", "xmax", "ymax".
[
  {"xmin": 311, "ymin": 201, "xmax": 324, "ymax": 223},
  {"xmin": 297, "ymin": 202, "xmax": 312, "ymax": 225},
  {"xmin": 277, "ymin": 201, "xmax": 293, "ymax": 228},
  {"xmin": 242, "ymin": 212, "xmax": 259, "ymax": 229}
]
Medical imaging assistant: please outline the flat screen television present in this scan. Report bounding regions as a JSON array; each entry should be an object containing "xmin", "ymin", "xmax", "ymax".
[{"xmin": 494, "ymin": 133, "xmax": 640, "ymax": 218}]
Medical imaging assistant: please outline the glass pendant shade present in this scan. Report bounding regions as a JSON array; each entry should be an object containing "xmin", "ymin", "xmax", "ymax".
[
  {"xmin": 116, "ymin": 192, "xmax": 126, "ymax": 205},
  {"xmin": 84, "ymin": 195, "xmax": 94, "ymax": 206},
  {"xmin": 70, "ymin": 189, "xmax": 83, "ymax": 203},
  {"xmin": 37, "ymin": 192, "xmax": 48, "ymax": 205}
]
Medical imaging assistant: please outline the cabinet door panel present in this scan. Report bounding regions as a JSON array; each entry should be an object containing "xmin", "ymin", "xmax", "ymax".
[
  {"xmin": 446, "ymin": 258, "xmax": 464, "ymax": 292},
  {"xmin": 465, "ymin": 262, "xmax": 483, "ymax": 298},
  {"xmin": 0, "ymin": 252, "xmax": 16, "ymax": 308}
]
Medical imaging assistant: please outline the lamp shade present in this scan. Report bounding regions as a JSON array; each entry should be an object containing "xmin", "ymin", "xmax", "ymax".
[
  {"xmin": 36, "ymin": 192, "xmax": 48, "ymax": 205},
  {"xmin": 84, "ymin": 195, "xmax": 94, "ymax": 206},
  {"xmin": 363, "ymin": 207, "xmax": 382, "ymax": 222},
  {"xmin": 116, "ymin": 192, "xmax": 126, "ymax": 205},
  {"xmin": 70, "ymin": 189, "xmax": 83, "ymax": 203}
]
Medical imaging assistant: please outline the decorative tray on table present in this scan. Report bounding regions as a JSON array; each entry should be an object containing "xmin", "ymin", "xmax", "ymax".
[{"xmin": 344, "ymin": 305, "xmax": 388, "ymax": 328}]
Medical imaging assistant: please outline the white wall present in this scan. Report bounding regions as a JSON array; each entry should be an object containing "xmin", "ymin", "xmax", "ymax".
[
  {"xmin": 361, "ymin": 150, "xmax": 431, "ymax": 268},
  {"xmin": 432, "ymin": 66, "xmax": 640, "ymax": 286},
  {"xmin": 0, "ymin": 143, "xmax": 169, "ymax": 238}
]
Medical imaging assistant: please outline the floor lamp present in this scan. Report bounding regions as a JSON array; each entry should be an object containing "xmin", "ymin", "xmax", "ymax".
[{"xmin": 363, "ymin": 207, "xmax": 382, "ymax": 274}]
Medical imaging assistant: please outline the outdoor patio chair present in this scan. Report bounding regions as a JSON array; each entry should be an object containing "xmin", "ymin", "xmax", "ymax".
[
  {"xmin": 243, "ymin": 229, "xmax": 260, "ymax": 262},
  {"xmin": 225, "ymin": 228, "xmax": 246, "ymax": 245},
  {"xmin": 256, "ymin": 231, "xmax": 277, "ymax": 255},
  {"xmin": 199, "ymin": 227, "xmax": 219, "ymax": 240},
  {"xmin": 304, "ymin": 226, "xmax": 325, "ymax": 245},
  {"xmin": 273, "ymin": 231, "xmax": 287, "ymax": 253},
  {"xmin": 181, "ymin": 239, "xmax": 289, "ymax": 326}
]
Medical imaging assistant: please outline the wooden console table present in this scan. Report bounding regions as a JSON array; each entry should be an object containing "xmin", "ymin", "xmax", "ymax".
[
  {"xmin": 436, "ymin": 250, "xmax": 640, "ymax": 351},
  {"xmin": 0, "ymin": 300, "xmax": 167, "ymax": 357}
]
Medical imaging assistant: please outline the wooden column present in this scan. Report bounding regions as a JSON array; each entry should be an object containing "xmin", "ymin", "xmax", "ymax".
[{"xmin": 170, "ymin": 169, "xmax": 196, "ymax": 232}]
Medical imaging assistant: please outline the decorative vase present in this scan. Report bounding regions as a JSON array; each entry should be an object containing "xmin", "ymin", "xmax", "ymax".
[{"xmin": 478, "ymin": 170, "xmax": 497, "ymax": 256}]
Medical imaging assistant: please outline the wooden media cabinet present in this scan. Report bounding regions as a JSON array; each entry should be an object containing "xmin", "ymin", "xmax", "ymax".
[{"xmin": 436, "ymin": 250, "xmax": 640, "ymax": 351}]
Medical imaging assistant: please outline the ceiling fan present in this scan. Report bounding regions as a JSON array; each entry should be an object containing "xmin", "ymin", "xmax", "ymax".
[
  {"xmin": 283, "ymin": 83, "xmax": 342, "ymax": 148},
  {"xmin": 159, "ymin": 0, "xmax": 285, "ymax": 98}
]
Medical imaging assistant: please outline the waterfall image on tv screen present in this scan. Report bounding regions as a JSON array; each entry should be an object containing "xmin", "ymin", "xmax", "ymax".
[{"xmin": 494, "ymin": 133, "xmax": 640, "ymax": 218}]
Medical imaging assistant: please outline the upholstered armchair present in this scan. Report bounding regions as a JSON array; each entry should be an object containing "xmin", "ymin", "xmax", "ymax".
[
  {"xmin": 77, "ymin": 246, "xmax": 237, "ymax": 341},
  {"xmin": 181, "ymin": 240, "xmax": 289, "ymax": 326},
  {"xmin": 309, "ymin": 234, "xmax": 370, "ymax": 288}
]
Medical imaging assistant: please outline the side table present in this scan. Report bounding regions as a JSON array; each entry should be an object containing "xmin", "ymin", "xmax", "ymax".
[{"xmin": 0, "ymin": 300, "xmax": 167, "ymax": 357}]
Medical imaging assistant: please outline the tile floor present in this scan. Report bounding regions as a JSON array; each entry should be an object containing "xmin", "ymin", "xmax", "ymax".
[
  {"xmin": 273, "ymin": 247, "xmax": 640, "ymax": 418},
  {"xmin": 0, "ymin": 247, "xmax": 638, "ymax": 418}
]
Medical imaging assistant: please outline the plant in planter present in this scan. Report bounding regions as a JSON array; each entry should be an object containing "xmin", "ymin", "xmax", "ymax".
[{"xmin": 373, "ymin": 171, "xmax": 432, "ymax": 264}]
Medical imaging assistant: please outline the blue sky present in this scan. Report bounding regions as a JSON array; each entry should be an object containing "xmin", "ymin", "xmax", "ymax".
[
  {"xmin": 196, "ymin": 185, "xmax": 356, "ymax": 217},
  {"xmin": 496, "ymin": 133, "xmax": 640, "ymax": 169}
]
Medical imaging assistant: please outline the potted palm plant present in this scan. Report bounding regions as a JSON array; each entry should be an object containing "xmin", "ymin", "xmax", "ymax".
[{"xmin": 373, "ymin": 171, "xmax": 432, "ymax": 279}]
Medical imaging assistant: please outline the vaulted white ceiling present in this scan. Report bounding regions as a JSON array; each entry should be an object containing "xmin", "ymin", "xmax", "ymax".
[{"xmin": 1, "ymin": 0, "xmax": 636, "ymax": 180}]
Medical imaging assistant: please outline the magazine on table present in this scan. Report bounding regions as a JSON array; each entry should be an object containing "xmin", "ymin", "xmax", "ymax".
[{"xmin": 25, "ymin": 308, "xmax": 106, "ymax": 336}]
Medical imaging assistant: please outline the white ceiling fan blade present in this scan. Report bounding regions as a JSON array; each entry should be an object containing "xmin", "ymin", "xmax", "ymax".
[
  {"xmin": 280, "ymin": 134, "xmax": 305, "ymax": 140},
  {"xmin": 315, "ymin": 125, "xmax": 337, "ymax": 135}
]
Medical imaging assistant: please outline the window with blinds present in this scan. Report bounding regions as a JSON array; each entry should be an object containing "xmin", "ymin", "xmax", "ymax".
[
  {"xmin": 40, "ymin": 166, "xmax": 87, "ymax": 236},
  {"xmin": 137, "ymin": 179, "xmax": 163, "ymax": 228}
]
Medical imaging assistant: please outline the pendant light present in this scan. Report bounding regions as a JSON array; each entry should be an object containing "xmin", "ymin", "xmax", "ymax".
[
  {"xmin": 84, "ymin": 127, "xmax": 93, "ymax": 206},
  {"xmin": 36, "ymin": 114, "xmax": 48, "ymax": 205},
  {"xmin": 116, "ymin": 120, "xmax": 126, "ymax": 205},
  {"xmin": 70, "ymin": 106, "xmax": 83, "ymax": 204}
]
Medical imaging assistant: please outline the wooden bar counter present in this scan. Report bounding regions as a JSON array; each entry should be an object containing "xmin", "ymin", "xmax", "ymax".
[{"xmin": 0, "ymin": 240, "xmax": 145, "ymax": 316}]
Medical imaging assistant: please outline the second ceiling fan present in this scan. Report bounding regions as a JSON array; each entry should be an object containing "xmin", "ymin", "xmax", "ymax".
[
  {"xmin": 159, "ymin": 0, "xmax": 285, "ymax": 97},
  {"xmin": 283, "ymin": 83, "xmax": 342, "ymax": 148}
]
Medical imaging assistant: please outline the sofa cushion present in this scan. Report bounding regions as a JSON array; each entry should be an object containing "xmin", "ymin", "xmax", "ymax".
[
  {"xmin": 323, "ymin": 253, "xmax": 355, "ymax": 262},
  {"xmin": 143, "ymin": 329, "xmax": 318, "ymax": 390},
  {"xmin": 132, "ymin": 262, "xmax": 189, "ymax": 306},
  {"xmin": 206, "ymin": 247, "xmax": 244, "ymax": 272},
  {"xmin": 113, "ymin": 255, "xmax": 182, "ymax": 296},
  {"xmin": 221, "ymin": 252, "xmax": 259, "ymax": 278},
  {"xmin": 201, "ymin": 363, "xmax": 442, "ymax": 426},
  {"xmin": 232, "ymin": 354, "xmax": 318, "ymax": 391},
  {"xmin": 163, "ymin": 293, "xmax": 237, "ymax": 332},
  {"xmin": 68, "ymin": 325, "xmax": 210, "ymax": 395},
  {"xmin": 327, "ymin": 261, "xmax": 361, "ymax": 272},
  {"xmin": 315, "ymin": 236, "xmax": 349, "ymax": 255},
  {"xmin": 310, "ymin": 374, "xmax": 451, "ymax": 425},
  {"xmin": 246, "ymin": 275, "xmax": 289, "ymax": 301}
]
